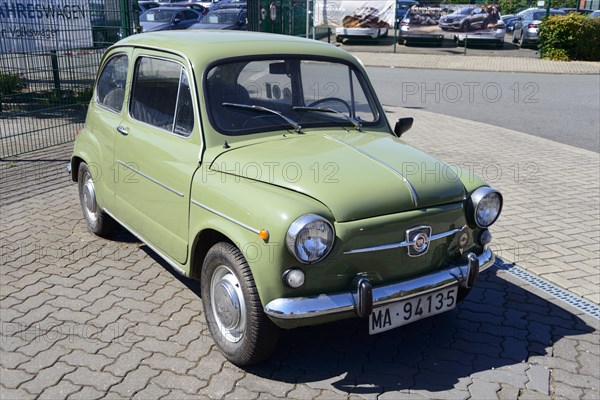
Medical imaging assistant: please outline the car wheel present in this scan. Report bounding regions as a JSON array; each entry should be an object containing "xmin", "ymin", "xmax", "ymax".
[
  {"xmin": 519, "ymin": 33, "xmax": 525, "ymax": 48},
  {"xmin": 512, "ymin": 32, "xmax": 519, "ymax": 43},
  {"xmin": 201, "ymin": 242, "xmax": 280, "ymax": 366},
  {"xmin": 336, "ymin": 36, "xmax": 343, "ymax": 43},
  {"xmin": 78, "ymin": 162, "xmax": 115, "ymax": 237},
  {"xmin": 460, "ymin": 21, "xmax": 470, "ymax": 32}
]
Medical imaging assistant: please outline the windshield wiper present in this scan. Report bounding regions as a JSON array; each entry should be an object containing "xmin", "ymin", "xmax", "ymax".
[
  {"xmin": 223, "ymin": 102, "xmax": 302, "ymax": 133},
  {"xmin": 293, "ymin": 106, "xmax": 362, "ymax": 131}
]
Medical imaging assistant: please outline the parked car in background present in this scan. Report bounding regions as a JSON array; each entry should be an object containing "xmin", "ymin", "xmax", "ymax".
[
  {"xmin": 501, "ymin": 14, "xmax": 515, "ymax": 32},
  {"xmin": 140, "ymin": 7, "xmax": 201, "ymax": 32},
  {"xmin": 189, "ymin": 7, "xmax": 247, "ymax": 30},
  {"xmin": 211, "ymin": 0, "xmax": 247, "ymax": 10},
  {"xmin": 161, "ymin": 2, "xmax": 209, "ymax": 14},
  {"xmin": 590, "ymin": 10, "xmax": 600, "ymax": 17},
  {"xmin": 139, "ymin": 1, "xmax": 160, "ymax": 13},
  {"xmin": 71, "ymin": 30, "xmax": 502, "ymax": 366},
  {"xmin": 512, "ymin": 8, "xmax": 566, "ymax": 47},
  {"xmin": 395, "ymin": 0, "xmax": 418, "ymax": 28},
  {"xmin": 560, "ymin": 8, "xmax": 593, "ymax": 15}
]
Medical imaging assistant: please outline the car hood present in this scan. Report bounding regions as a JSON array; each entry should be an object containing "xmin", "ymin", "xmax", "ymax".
[{"xmin": 209, "ymin": 132, "xmax": 466, "ymax": 222}]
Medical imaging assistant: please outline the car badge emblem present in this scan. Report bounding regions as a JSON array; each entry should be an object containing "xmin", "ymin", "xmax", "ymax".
[{"xmin": 406, "ymin": 225, "xmax": 432, "ymax": 257}]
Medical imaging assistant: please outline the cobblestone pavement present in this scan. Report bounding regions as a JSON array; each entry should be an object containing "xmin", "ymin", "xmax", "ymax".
[{"xmin": 1, "ymin": 110, "xmax": 599, "ymax": 399}]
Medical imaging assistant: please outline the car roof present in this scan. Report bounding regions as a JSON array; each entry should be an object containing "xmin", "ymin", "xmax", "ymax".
[{"xmin": 113, "ymin": 31, "xmax": 357, "ymax": 70}]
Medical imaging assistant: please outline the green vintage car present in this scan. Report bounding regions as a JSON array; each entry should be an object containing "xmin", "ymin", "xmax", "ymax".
[{"xmin": 70, "ymin": 30, "xmax": 502, "ymax": 365}]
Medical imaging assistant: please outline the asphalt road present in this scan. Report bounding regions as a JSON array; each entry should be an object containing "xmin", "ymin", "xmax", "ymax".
[{"xmin": 368, "ymin": 67, "xmax": 600, "ymax": 152}]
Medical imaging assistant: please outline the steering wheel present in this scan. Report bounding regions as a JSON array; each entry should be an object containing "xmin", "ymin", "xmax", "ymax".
[
  {"xmin": 307, "ymin": 97, "xmax": 351, "ymax": 115},
  {"xmin": 242, "ymin": 114, "xmax": 277, "ymax": 129}
]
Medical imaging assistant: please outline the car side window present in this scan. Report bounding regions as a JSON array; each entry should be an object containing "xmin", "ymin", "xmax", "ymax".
[
  {"xmin": 96, "ymin": 54, "xmax": 128, "ymax": 113},
  {"xmin": 130, "ymin": 56, "xmax": 194, "ymax": 136},
  {"xmin": 182, "ymin": 10, "xmax": 198, "ymax": 20}
]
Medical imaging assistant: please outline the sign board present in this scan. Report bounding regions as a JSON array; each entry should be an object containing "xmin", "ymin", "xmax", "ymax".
[
  {"xmin": 399, "ymin": 4, "xmax": 503, "ymax": 40},
  {"xmin": 537, "ymin": 1, "xmax": 545, "ymax": 6},
  {"xmin": 314, "ymin": 0, "xmax": 396, "ymax": 29},
  {"xmin": 0, "ymin": 0, "xmax": 93, "ymax": 53}
]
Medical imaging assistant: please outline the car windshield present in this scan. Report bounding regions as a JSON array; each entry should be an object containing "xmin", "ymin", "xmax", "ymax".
[
  {"xmin": 458, "ymin": 8, "xmax": 473, "ymax": 14},
  {"xmin": 140, "ymin": 9, "xmax": 176, "ymax": 22},
  {"xmin": 205, "ymin": 57, "xmax": 379, "ymax": 136},
  {"xmin": 200, "ymin": 10, "xmax": 238, "ymax": 24}
]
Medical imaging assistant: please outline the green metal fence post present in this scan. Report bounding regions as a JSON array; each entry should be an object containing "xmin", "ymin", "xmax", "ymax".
[
  {"xmin": 50, "ymin": 50, "xmax": 61, "ymax": 92},
  {"xmin": 120, "ymin": 0, "xmax": 133, "ymax": 38}
]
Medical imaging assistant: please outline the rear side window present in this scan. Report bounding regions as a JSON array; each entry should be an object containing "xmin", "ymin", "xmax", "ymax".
[
  {"xmin": 129, "ymin": 57, "xmax": 194, "ymax": 136},
  {"xmin": 96, "ymin": 54, "xmax": 128, "ymax": 113}
]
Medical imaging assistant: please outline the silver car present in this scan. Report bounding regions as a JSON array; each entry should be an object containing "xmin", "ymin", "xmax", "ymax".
[{"xmin": 512, "ymin": 8, "xmax": 566, "ymax": 47}]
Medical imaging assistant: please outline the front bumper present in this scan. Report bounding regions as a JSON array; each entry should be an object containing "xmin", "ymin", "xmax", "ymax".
[{"xmin": 265, "ymin": 248, "xmax": 494, "ymax": 321}]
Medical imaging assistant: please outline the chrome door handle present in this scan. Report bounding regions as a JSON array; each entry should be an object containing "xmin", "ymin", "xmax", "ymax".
[{"xmin": 117, "ymin": 126, "xmax": 128, "ymax": 136}]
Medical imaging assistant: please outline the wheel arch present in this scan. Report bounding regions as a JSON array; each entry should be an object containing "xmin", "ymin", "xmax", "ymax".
[
  {"xmin": 189, "ymin": 228, "xmax": 234, "ymax": 281},
  {"xmin": 71, "ymin": 156, "xmax": 85, "ymax": 182}
]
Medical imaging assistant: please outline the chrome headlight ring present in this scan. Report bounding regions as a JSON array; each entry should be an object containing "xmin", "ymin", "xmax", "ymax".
[
  {"xmin": 469, "ymin": 187, "xmax": 503, "ymax": 228},
  {"xmin": 286, "ymin": 214, "xmax": 335, "ymax": 264}
]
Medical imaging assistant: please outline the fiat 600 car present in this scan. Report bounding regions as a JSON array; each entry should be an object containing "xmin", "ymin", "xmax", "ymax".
[{"xmin": 70, "ymin": 31, "xmax": 502, "ymax": 365}]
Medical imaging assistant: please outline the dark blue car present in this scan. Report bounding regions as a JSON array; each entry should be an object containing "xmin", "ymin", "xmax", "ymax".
[
  {"xmin": 140, "ymin": 7, "xmax": 201, "ymax": 32},
  {"xmin": 396, "ymin": 0, "xmax": 418, "ymax": 28}
]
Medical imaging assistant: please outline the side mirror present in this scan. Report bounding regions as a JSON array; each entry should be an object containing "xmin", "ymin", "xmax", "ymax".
[
  {"xmin": 394, "ymin": 117, "xmax": 413, "ymax": 137},
  {"xmin": 173, "ymin": 18, "xmax": 181, "ymax": 25}
]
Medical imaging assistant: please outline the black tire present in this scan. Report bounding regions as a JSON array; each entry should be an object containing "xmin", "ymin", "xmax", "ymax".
[
  {"xmin": 201, "ymin": 242, "xmax": 279, "ymax": 366},
  {"xmin": 78, "ymin": 162, "xmax": 115, "ymax": 237},
  {"xmin": 460, "ymin": 21, "xmax": 470, "ymax": 32},
  {"xmin": 512, "ymin": 32, "xmax": 519, "ymax": 43},
  {"xmin": 336, "ymin": 36, "xmax": 343, "ymax": 43}
]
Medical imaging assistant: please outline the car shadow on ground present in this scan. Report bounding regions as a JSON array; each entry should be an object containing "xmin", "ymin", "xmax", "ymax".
[
  {"xmin": 245, "ymin": 262, "xmax": 594, "ymax": 395},
  {"xmin": 339, "ymin": 36, "xmax": 397, "ymax": 46},
  {"xmin": 141, "ymin": 239, "xmax": 596, "ymax": 395}
]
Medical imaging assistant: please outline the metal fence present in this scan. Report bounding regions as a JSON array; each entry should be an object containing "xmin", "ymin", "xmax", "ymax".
[{"xmin": 0, "ymin": 0, "xmax": 137, "ymax": 159}]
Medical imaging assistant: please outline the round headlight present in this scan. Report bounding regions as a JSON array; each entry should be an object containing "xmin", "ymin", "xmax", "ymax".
[
  {"xmin": 286, "ymin": 214, "xmax": 334, "ymax": 264},
  {"xmin": 470, "ymin": 187, "xmax": 503, "ymax": 228}
]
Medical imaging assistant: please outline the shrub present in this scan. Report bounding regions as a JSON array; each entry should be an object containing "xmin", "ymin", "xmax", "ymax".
[
  {"xmin": 543, "ymin": 48, "xmax": 571, "ymax": 61},
  {"xmin": 539, "ymin": 13, "xmax": 600, "ymax": 61},
  {"xmin": 498, "ymin": 0, "xmax": 528, "ymax": 15},
  {"xmin": 0, "ymin": 73, "xmax": 27, "ymax": 96}
]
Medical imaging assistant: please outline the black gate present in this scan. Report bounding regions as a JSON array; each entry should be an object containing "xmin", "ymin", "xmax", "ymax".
[{"xmin": 0, "ymin": 0, "xmax": 138, "ymax": 159}]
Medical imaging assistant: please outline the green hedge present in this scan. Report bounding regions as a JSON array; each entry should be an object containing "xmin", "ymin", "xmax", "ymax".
[{"xmin": 539, "ymin": 13, "xmax": 600, "ymax": 61}]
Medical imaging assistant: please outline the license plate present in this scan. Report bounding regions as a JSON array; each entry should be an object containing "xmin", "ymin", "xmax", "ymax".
[{"xmin": 369, "ymin": 286, "xmax": 458, "ymax": 335}]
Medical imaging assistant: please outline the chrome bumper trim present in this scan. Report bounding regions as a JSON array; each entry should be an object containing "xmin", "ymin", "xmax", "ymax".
[{"xmin": 264, "ymin": 248, "xmax": 494, "ymax": 320}]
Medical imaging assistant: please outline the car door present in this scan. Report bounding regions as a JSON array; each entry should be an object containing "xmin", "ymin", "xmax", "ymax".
[
  {"xmin": 114, "ymin": 49, "xmax": 201, "ymax": 264},
  {"xmin": 86, "ymin": 50, "xmax": 131, "ymax": 211}
]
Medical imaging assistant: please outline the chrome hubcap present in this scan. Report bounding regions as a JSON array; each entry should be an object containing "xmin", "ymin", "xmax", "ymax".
[
  {"xmin": 82, "ymin": 173, "xmax": 98, "ymax": 223},
  {"xmin": 210, "ymin": 265, "xmax": 246, "ymax": 343}
]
